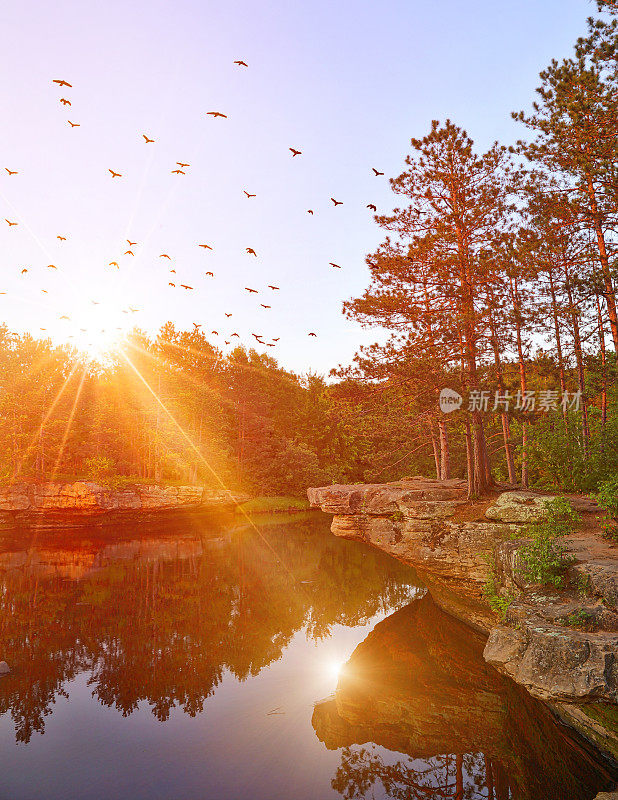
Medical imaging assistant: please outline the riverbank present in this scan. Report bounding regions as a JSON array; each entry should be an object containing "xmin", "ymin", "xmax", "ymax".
[
  {"xmin": 308, "ymin": 477, "xmax": 618, "ymax": 763},
  {"xmin": 0, "ymin": 481, "xmax": 250, "ymax": 530}
]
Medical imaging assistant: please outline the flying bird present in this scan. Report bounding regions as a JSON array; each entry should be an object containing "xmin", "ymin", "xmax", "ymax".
[
  {"xmin": 171, "ymin": 169, "xmax": 185, "ymax": 175},
  {"xmin": 289, "ymin": 148, "xmax": 301, "ymax": 157},
  {"xmin": 47, "ymin": 264, "xmax": 57, "ymax": 269},
  {"xmin": 225, "ymin": 313, "xmax": 232, "ymax": 317},
  {"xmin": 246, "ymin": 247, "xmax": 257, "ymax": 256},
  {"xmin": 234, "ymin": 60, "xmax": 248, "ymax": 67},
  {"xmin": 199, "ymin": 244, "xmax": 213, "ymax": 250},
  {"xmin": 266, "ymin": 343, "xmax": 275, "ymax": 347},
  {"xmin": 177, "ymin": 162, "xmax": 190, "ymax": 168},
  {"xmin": 205, "ymin": 271, "xmax": 214, "ymax": 277},
  {"xmin": 53, "ymin": 79, "xmax": 72, "ymax": 87},
  {"xmin": 127, "ymin": 239, "xmax": 137, "ymax": 246},
  {"xmin": 68, "ymin": 120, "xmax": 80, "ymax": 127},
  {"xmin": 372, "ymin": 168, "xmax": 384, "ymax": 176},
  {"xmin": 41, "ymin": 289, "xmax": 48, "ymax": 293},
  {"xmin": 211, "ymin": 330, "xmax": 218, "ymax": 335},
  {"xmin": 5, "ymin": 168, "xmax": 17, "ymax": 175},
  {"xmin": 260, "ymin": 304, "xmax": 271, "ymax": 309},
  {"xmin": 143, "ymin": 134, "xmax": 155, "ymax": 143},
  {"xmin": 159, "ymin": 254, "xmax": 171, "ymax": 259},
  {"xmin": 5, "ymin": 219, "xmax": 17, "ymax": 226},
  {"xmin": 169, "ymin": 282, "xmax": 175, "ymax": 287},
  {"xmin": 272, "ymin": 337, "xmax": 280, "ymax": 342},
  {"xmin": 367, "ymin": 204, "xmax": 377, "ymax": 211},
  {"xmin": 252, "ymin": 333, "xmax": 263, "ymax": 340},
  {"xmin": 331, "ymin": 198, "xmax": 343, "ymax": 206},
  {"xmin": 245, "ymin": 287, "xmax": 258, "ymax": 293},
  {"xmin": 59, "ymin": 314, "xmax": 70, "ymax": 320},
  {"xmin": 244, "ymin": 191, "xmax": 256, "ymax": 198},
  {"xmin": 169, "ymin": 269, "xmax": 176, "ymax": 273},
  {"xmin": 308, "ymin": 332, "xmax": 317, "ymax": 337},
  {"xmin": 57, "ymin": 235, "xmax": 66, "ymax": 241},
  {"xmin": 181, "ymin": 284, "xmax": 194, "ymax": 290},
  {"xmin": 268, "ymin": 285, "xmax": 280, "ymax": 290},
  {"xmin": 307, "ymin": 209, "xmax": 313, "ymax": 215},
  {"xmin": 109, "ymin": 262, "xmax": 119, "ymax": 268},
  {"xmin": 108, "ymin": 169, "xmax": 121, "ymax": 178},
  {"xmin": 193, "ymin": 323, "xmax": 201, "ymax": 330},
  {"xmin": 124, "ymin": 250, "xmax": 134, "ymax": 256},
  {"xmin": 207, "ymin": 111, "xmax": 227, "ymax": 118},
  {"xmin": 329, "ymin": 262, "xmax": 341, "ymax": 269},
  {"xmin": 20, "ymin": 268, "xmax": 28, "ymax": 274},
  {"xmin": 60, "ymin": 98, "xmax": 71, "ymax": 106},
  {"xmin": 231, "ymin": 333, "xmax": 240, "ymax": 337}
]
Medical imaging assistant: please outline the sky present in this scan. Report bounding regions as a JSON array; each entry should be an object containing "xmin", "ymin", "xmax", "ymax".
[{"xmin": 0, "ymin": 0, "xmax": 596, "ymax": 376}]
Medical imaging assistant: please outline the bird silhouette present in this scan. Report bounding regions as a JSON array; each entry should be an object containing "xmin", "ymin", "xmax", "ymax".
[
  {"xmin": 268, "ymin": 285, "xmax": 280, "ymax": 290},
  {"xmin": 5, "ymin": 168, "xmax": 17, "ymax": 175},
  {"xmin": 289, "ymin": 148, "xmax": 301, "ymax": 157},
  {"xmin": 169, "ymin": 269, "xmax": 176, "ymax": 273},
  {"xmin": 59, "ymin": 314, "xmax": 70, "ymax": 320},
  {"xmin": 47, "ymin": 264, "xmax": 57, "ymax": 269},
  {"xmin": 124, "ymin": 250, "xmax": 134, "ymax": 256},
  {"xmin": 367, "ymin": 204, "xmax": 377, "ymax": 211},
  {"xmin": 231, "ymin": 333, "xmax": 240, "ymax": 337},
  {"xmin": 260, "ymin": 304, "xmax": 271, "ymax": 309},
  {"xmin": 92, "ymin": 300, "xmax": 100, "ymax": 305},
  {"xmin": 109, "ymin": 262, "xmax": 119, "ymax": 268},
  {"xmin": 199, "ymin": 244, "xmax": 213, "ymax": 250},
  {"xmin": 308, "ymin": 332, "xmax": 317, "ymax": 336},
  {"xmin": 244, "ymin": 191, "xmax": 256, "ymax": 198},
  {"xmin": 331, "ymin": 198, "xmax": 343, "ymax": 206},
  {"xmin": 234, "ymin": 60, "xmax": 248, "ymax": 67},
  {"xmin": 41, "ymin": 289, "xmax": 48, "ymax": 293},
  {"xmin": 207, "ymin": 111, "xmax": 227, "ymax": 118},
  {"xmin": 68, "ymin": 121, "xmax": 80, "ymax": 127},
  {"xmin": 193, "ymin": 323, "xmax": 202, "ymax": 330},
  {"xmin": 372, "ymin": 168, "xmax": 384, "ymax": 176},
  {"xmin": 329, "ymin": 262, "xmax": 341, "ymax": 269},
  {"xmin": 181, "ymin": 284, "xmax": 194, "ymax": 290},
  {"xmin": 21, "ymin": 268, "xmax": 28, "ymax": 274},
  {"xmin": 225, "ymin": 340, "xmax": 230, "ymax": 345},
  {"xmin": 205, "ymin": 271, "xmax": 214, "ymax": 277},
  {"xmin": 171, "ymin": 169, "xmax": 185, "ymax": 175},
  {"xmin": 53, "ymin": 79, "xmax": 72, "ymax": 87},
  {"xmin": 225, "ymin": 313, "xmax": 233, "ymax": 317},
  {"xmin": 159, "ymin": 254, "xmax": 171, "ymax": 259},
  {"xmin": 252, "ymin": 333, "xmax": 264, "ymax": 340},
  {"xmin": 211, "ymin": 330, "xmax": 218, "ymax": 335},
  {"xmin": 129, "ymin": 307, "xmax": 139, "ymax": 312},
  {"xmin": 109, "ymin": 169, "xmax": 121, "ymax": 178},
  {"xmin": 143, "ymin": 134, "xmax": 155, "ymax": 143},
  {"xmin": 245, "ymin": 287, "xmax": 258, "ymax": 293},
  {"xmin": 266, "ymin": 343, "xmax": 275, "ymax": 347},
  {"xmin": 272, "ymin": 337, "xmax": 280, "ymax": 341},
  {"xmin": 246, "ymin": 247, "xmax": 257, "ymax": 256},
  {"xmin": 169, "ymin": 282, "xmax": 176, "ymax": 287},
  {"xmin": 127, "ymin": 239, "xmax": 137, "ymax": 246},
  {"xmin": 307, "ymin": 209, "xmax": 313, "ymax": 215},
  {"xmin": 177, "ymin": 162, "xmax": 190, "ymax": 168},
  {"xmin": 5, "ymin": 219, "xmax": 17, "ymax": 226},
  {"xmin": 57, "ymin": 235, "xmax": 66, "ymax": 241},
  {"xmin": 60, "ymin": 98, "xmax": 71, "ymax": 106}
]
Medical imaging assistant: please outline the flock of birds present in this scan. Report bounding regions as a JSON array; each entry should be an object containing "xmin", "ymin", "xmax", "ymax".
[{"xmin": 2, "ymin": 69, "xmax": 387, "ymax": 354}]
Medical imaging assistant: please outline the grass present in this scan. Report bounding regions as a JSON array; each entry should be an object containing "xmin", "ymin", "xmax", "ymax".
[{"xmin": 240, "ymin": 496, "xmax": 311, "ymax": 514}]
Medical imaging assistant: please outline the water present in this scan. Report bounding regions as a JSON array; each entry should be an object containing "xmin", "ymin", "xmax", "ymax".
[{"xmin": 0, "ymin": 512, "xmax": 615, "ymax": 800}]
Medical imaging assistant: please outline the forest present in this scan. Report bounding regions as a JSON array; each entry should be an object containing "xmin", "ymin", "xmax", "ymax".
[{"xmin": 2, "ymin": 0, "xmax": 618, "ymax": 498}]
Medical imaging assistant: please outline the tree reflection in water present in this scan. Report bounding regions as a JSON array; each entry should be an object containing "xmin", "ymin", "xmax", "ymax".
[
  {"xmin": 313, "ymin": 594, "xmax": 618, "ymax": 800},
  {"xmin": 0, "ymin": 513, "xmax": 419, "ymax": 744}
]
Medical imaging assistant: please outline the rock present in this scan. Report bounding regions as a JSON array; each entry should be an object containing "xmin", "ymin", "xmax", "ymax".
[
  {"xmin": 485, "ymin": 491, "xmax": 556, "ymax": 523},
  {"xmin": 594, "ymin": 792, "xmax": 618, "ymax": 799},
  {"xmin": 0, "ymin": 661, "xmax": 10, "ymax": 675}
]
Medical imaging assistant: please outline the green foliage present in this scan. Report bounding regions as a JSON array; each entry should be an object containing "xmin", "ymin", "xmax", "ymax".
[
  {"xmin": 84, "ymin": 456, "xmax": 116, "ymax": 483},
  {"xmin": 595, "ymin": 476, "xmax": 618, "ymax": 540},
  {"xmin": 559, "ymin": 609, "xmax": 598, "ymax": 631},
  {"xmin": 483, "ymin": 575, "xmax": 515, "ymax": 620},
  {"xmin": 517, "ymin": 498, "xmax": 580, "ymax": 588}
]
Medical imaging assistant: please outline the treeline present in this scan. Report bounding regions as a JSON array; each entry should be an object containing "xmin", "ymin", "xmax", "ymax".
[{"xmin": 340, "ymin": 0, "xmax": 618, "ymax": 495}]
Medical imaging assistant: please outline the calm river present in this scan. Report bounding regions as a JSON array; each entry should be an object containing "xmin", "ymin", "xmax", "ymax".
[{"xmin": 0, "ymin": 512, "xmax": 615, "ymax": 799}]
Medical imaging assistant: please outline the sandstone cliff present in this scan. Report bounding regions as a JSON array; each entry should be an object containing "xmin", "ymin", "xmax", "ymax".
[
  {"xmin": 0, "ymin": 481, "xmax": 248, "ymax": 530},
  {"xmin": 308, "ymin": 478, "xmax": 618, "ymax": 760}
]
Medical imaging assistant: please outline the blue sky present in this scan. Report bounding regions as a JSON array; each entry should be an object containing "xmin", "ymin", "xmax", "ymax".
[{"xmin": 0, "ymin": 0, "xmax": 595, "ymax": 374}]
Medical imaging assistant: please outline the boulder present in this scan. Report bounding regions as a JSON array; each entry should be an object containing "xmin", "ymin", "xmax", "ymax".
[
  {"xmin": 0, "ymin": 661, "xmax": 10, "ymax": 675},
  {"xmin": 485, "ymin": 491, "xmax": 556, "ymax": 523}
]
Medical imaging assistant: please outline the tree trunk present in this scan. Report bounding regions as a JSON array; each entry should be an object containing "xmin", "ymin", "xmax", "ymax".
[
  {"xmin": 586, "ymin": 174, "xmax": 618, "ymax": 351},
  {"xmin": 438, "ymin": 418, "xmax": 450, "ymax": 480},
  {"xmin": 429, "ymin": 419, "xmax": 441, "ymax": 480}
]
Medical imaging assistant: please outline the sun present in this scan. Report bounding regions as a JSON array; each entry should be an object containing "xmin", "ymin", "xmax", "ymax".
[{"xmin": 72, "ymin": 326, "xmax": 124, "ymax": 361}]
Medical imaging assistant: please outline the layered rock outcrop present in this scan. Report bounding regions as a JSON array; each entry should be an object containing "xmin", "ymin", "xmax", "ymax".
[
  {"xmin": 0, "ymin": 481, "xmax": 248, "ymax": 529},
  {"xmin": 308, "ymin": 478, "xmax": 618, "ymax": 759}
]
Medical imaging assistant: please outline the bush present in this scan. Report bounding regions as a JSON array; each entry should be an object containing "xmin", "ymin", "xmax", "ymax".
[
  {"xmin": 517, "ymin": 497, "xmax": 580, "ymax": 588},
  {"xmin": 595, "ymin": 476, "xmax": 618, "ymax": 541},
  {"xmin": 84, "ymin": 456, "xmax": 116, "ymax": 484}
]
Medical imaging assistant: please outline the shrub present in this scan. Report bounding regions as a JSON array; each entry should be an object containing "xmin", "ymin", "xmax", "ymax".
[
  {"xmin": 595, "ymin": 476, "xmax": 618, "ymax": 541},
  {"xmin": 84, "ymin": 456, "xmax": 116, "ymax": 484},
  {"xmin": 517, "ymin": 497, "xmax": 580, "ymax": 588}
]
